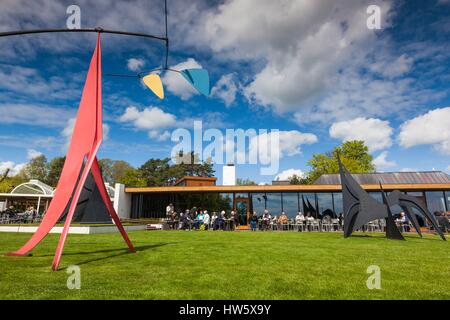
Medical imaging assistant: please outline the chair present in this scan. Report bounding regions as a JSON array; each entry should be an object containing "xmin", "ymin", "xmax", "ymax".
[
  {"xmin": 331, "ymin": 219, "xmax": 340, "ymax": 231},
  {"xmin": 311, "ymin": 219, "xmax": 321, "ymax": 232}
]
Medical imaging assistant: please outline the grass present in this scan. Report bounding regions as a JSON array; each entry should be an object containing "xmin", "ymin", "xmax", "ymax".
[{"xmin": 0, "ymin": 230, "xmax": 449, "ymax": 300}]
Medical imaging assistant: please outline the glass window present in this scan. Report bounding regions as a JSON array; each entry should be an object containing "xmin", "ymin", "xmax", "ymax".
[
  {"xmin": 333, "ymin": 192, "xmax": 343, "ymax": 218},
  {"xmin": 300, "ymin": 193, "xmax": 318, "ymax": 218},
  {"xmin": 265, "ymin": 193, "xmax": 282, "ymax": 217},
  {"xmin": 425, "ymin": 191, "xmax": 446, "ymax": 214},
  {"xmin": 369, "ymin": 192, "xmax": 382, "ymax": 203},
  {"xmin": 251, "ymin": 193, "xmax": 266, "ymax": 215},
  {"xmin": 218, "ymin": 193, "xmax": 233, "ymax": 212},
  {"xmin": 282, "ymin": 193, "xmax": 298, "ymax": 219},
  {"xmin": 317, "ymin": 193, "xmax": 335, "ymax": 218}
]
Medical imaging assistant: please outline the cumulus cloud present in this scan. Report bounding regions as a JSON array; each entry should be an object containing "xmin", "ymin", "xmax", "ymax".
[
  {"xmin": 275, "ymin": 168, "xmax": 305, "ymax": 181},
  {"xmin": 0, "ymin": 103, "xmax": 75, "ymax": 127},
  {"xmin": 27, "ymin": 149, "xmax": 43, "ymax": 160},
  {"xmin": 399, "ymin": 107, "xmax": 450, "ymax": 154},
  {"xmin": 149, "ymin": 130, "xmax": 172, "ymax": 141},
  {"xmin": 211, "ymin": 73, "xmax": 238, "ymax": 106},
  {"xmin": 194, "ymin": 0, "xmax": 392, "ymax": 114},
  {"xmin": 249, "ymin": 130, "xmax": 318, "ymax": 164},
  {"xmin": 162, "ymin": 58, "xmax": 202, "ymax": 100},
  {"xmin": 127, "ymin": 58, "xmax": 145, "ymax": 72},
  {"xmin": 329, "ymin": 117, "xmax": 393, "ymax": 152},
  {"xmin": 0, "ymin": 161, "xmax": 26, "ymax": 176},
  {"xmin": 373, "ymin": 151, "xmax": 397, "ymax": 171},
  {"xmin": 119, "ymin": 106, "xmax": 177, "ymax": 130}
]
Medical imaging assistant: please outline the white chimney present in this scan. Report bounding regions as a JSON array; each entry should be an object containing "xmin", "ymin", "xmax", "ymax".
[{"xmin": 222, "ymin": 164, "xmax": 236, "ymax": 186}]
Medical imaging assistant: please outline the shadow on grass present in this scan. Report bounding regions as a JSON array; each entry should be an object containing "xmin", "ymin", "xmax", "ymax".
[{"xmin": 56, "ymin": 242, "xmax": 175, "ymax": 270}]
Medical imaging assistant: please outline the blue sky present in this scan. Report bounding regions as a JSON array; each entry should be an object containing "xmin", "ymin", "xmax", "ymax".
[{"xmin": 0, "ymin": 0, "xmax": 449, "ymax": 184}]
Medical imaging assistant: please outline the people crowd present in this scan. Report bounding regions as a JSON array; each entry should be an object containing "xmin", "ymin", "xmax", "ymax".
[
  {"xmin": 164, "ymin": 203, "xmax": 450, "ymax": 233},
  {"xmin": 0, "ymin": 206, "xmax": 41, "ymax": 224}
]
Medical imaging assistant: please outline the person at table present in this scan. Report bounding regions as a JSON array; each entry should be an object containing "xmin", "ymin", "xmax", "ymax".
[
  {"xmin": 436, "ymin": 211, "xmax": 450, "ymax": 233},
  {"xmin": 194, "ymin": 210, "xmax": 204, "ymax": 229},
  {"xmin": 249, "ymin": 212, "xmax": 258, "ymax": 231},
  {"xmin": 230, "ymin": 210, "xmax": 238, "ymax": 230},
  {"xmin": 305, "ymin": 213, "xmax": 314, "ymax": 231},
  {"xmin": 214, "ymin": 210, "xmax": 225, "ymax": 230},
  {"xmin": 270, "ymin": 215, "xmax": 278, "ymax": 229},
  {"xmin": 396, "ymin": 211, "xmax": 410, "ymax": 231},
  {"xmin": 277, "ymin": 211, "xmax": 289, "ymax": 230},
  {"xmin": 203, "ymin": 210, "xmax": 210, "ymax": 230},
  {"xmin": 211, "ymin": 212, "xmax": 217, "ymax": 227},
  {"xmin": 180, "ymin": 209, "xmax": 192, "ymax": 230},
  {"xmin": 166, "ymin": 203, "xmax": 174, "ymax": 219},
  {"xmin": 261, "ymin": 210, "xmax": 271, "ymax": 231},
  {"xmin": 295, "ymin": 211, "xmax": 305, "ymax": 227}
]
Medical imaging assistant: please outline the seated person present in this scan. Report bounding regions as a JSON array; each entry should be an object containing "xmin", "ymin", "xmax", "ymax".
[
  {"xmin": 277, "ymin": 212, "xmax": 289, "ymax": 230},
  {"xmin": 295, "ymin": 212, "xmax": 305, "ymax": 224},
  {"xmin": 261, "ymin": 210, "xmax": 271, "ymax": 230},
  {"xmin": 436, "ymin": 211, "xmax": 450, "ymax": 233},
  {"xmin": 214, "ymin": 210, "xmax": 226, "ymax": 230},
  {"xmin": 230, "ymin": 210, "xmax": 238, "ymax": 230},
  {"xmin": 194, "ymin": 211, "xmax": 205, "ymax": 229},
  {"xmin": 180, "ymin": 209, "xmax": 192, "ymax": 230},
  {"xmin": 203, "ymin": 210, "xmax": 210, "ymax": 230}
]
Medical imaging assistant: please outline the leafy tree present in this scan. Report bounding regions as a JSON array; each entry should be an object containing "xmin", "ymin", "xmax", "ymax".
[
  {"xmin": 0, "ymin": 175, "xmax": 27, "ymax": 193},
  {"xmin": 118, "ymin": 168, "xmax": 146, "ymax": 187},
  {"xmin": 236, "ymin": 178, "xmax": 257, "ymax": 186},
  {"xmin": 0, "ymin": 168, "xmax": 9, "ymax": 183},
  {"xmin": 289, "ymin": 174, "xmax": 307, "ymax": 185},
  {"xmin": 98, "ymin": 158, "xmax": 134, "ymax": 185},
  {"xmin": 303, "ymin": 140, "xmax": 375, "ymax": 184},
  {"xmin": 46, "ymin": 157, "xmax": 66, "ymax": 187},
  {"xmin": 138, "ymin": 158, "xmax": 173, "ymax": 186},
  {"xmin": 21, "ymin": 155, "xmax": 48, "ymax": 181}
]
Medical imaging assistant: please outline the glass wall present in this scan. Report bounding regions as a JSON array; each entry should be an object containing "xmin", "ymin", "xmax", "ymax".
[
  {"xmin": 333, "ymin": 192, "xmax": 343, "ymax": 218},
  {"xmin": 252, "ymin": 193, "xmax": 266, "ymax": 215},
  {"xmin": 300, "ymin": 193, "xmax": 318, "ymax": 218},
  {"xmin": 426, "ymin": 191, "xmax": 446, "ymax": 214},
  {"xmin": 317, "ymin": 193, "xmax": 335, "ymax": 217},
  {"xmin": 266, "ymin": 193, "xmax": 282, "ymax": 216},
  {"xmin": 282, "ymin": 193, "xmax": 299, "ymax": 219}
]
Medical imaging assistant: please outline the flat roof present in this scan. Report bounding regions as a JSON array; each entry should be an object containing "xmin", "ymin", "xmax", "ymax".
[{"xmin": 125, "ymin": 183, "xmax": 450, "ymax": 194}]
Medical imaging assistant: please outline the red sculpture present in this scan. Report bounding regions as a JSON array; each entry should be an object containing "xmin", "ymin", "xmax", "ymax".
[{"xmin": 7, "ymin": 34, "xmax": 136, "ymax": 270}]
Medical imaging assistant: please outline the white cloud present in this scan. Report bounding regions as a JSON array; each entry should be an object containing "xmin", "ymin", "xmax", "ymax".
[
  {"xmin": 399, "ymin": 107, "xmax": 450, "ymax": 154},
  {"xmin": 249, "ymin": 130, "xmax": 318, "ymax": 163},
  {"xmin": 275, "ymin": 168, "xmax": 305, "ymax": 181},
  {"xmin": 369, "ymin": 54, "xmax": 414, "ymax": 79},
  {"xmin": 373, "ymin": 151, "xmax": 397, "ymax": 171},
  {"xmin": 119, "ymin": 106, "xmax": 177, "ymax": 130},
  {"xmin": 195, "ymin": 0, "xmax": 392, "ymax": 113},
  {"xmin": 0, "ymin": 103, "xmax": 75, "ymax": 127},
  {"xmin": 0, "ymin": 161, "xmax": 26, "ymax": 176},
  {"xmin": 162, "ymin": 58, "xmax": 202, "ymax": 100},
  {"xmin": 329, "ymin": 117, "xmax": 393, "ymax": 152},
  {"xmin": 149, "ymin": 130, "xmax": 171, "ymax": 141},
  {"xmin": 211, "ymin": 73, "xmax": 238, "ymax": 106},
  {"xmin": 27, "ymin": 149, "xmax": 43, "ymax": 160},
  {"xmin": 127, "ymin": 58, "xmax": 145, "ymax": 72}
]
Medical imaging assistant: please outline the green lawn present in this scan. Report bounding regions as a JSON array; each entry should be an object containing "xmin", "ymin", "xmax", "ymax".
[{"xmin": 0, "ymin": 230, "xmax": 449, "ymax": 300}]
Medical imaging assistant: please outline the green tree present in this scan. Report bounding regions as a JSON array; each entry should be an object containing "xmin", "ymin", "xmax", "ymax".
[
  {"xmin": 46, "ymin": 156, "xmax": 66, "ymax": 187},
  {"xmin": 138, "ymin": 158, "xmax": 172, "ymax": 186},
  {"xmin": 21, "ymin": 155, "xmax": 48, "ymax": 181},
  {"xmin": 236, "ymin": 178, "xmax": 257, "ymax": 186},
  {"xmin": 118, "ymin": 168, "xmax": 146, "ymax": 187},
  {"xmin": 98, "ymin": 158, "xmax": 134, "ymax": 185},
  {"xmin": 289, "ymin": 174, "xmax": 307, "ymax": 185},
  {"xmin": 0, "ymin": 175, "xmax": 27, "ymax": 193},
  {"xmin": 304, "ymin": 140, "xmax": 375, "ymax": 184}
]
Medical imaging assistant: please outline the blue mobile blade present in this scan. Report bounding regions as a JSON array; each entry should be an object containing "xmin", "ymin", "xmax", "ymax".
[{"xmin": 180, "ymin": 68, "xmax": 210, "ymax": 96}]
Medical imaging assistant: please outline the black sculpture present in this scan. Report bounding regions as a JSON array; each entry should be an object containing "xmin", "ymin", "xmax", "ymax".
[{"xmin": 338, "ymin": 156, "xmax": 446, "ymax": 241}]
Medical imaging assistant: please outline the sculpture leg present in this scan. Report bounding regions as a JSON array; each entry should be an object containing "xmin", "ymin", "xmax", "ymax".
[
  {"xmin": 91, "ymin": 158, "xmax": 135, "ymax": 252},
  {"xmin": 52, "ymin": 148, "xmax": 100, "ymax": 271}
]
